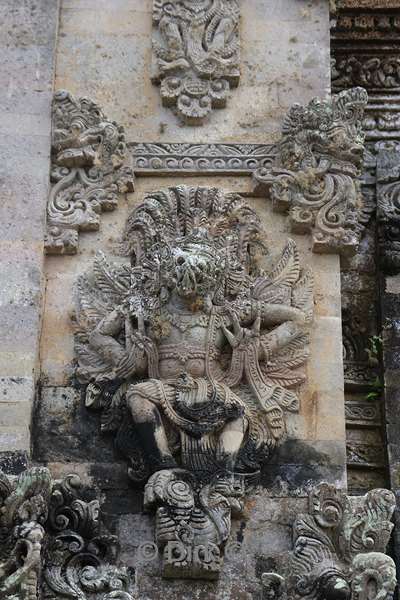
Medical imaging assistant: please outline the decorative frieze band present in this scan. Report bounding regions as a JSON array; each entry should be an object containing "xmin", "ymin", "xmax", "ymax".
[
  {"xmin": 129, "ymin": 142, "xmax": 276, "ymax": 174},
  {"xmin": 345, "ymin": 399, "xmax": 381, "ymax": 427}
]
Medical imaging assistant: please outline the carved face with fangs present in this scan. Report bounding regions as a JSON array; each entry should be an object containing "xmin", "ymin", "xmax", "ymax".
[{"xmin": 169, "ymin": 229, "xmax": 225, "ymax": 301}]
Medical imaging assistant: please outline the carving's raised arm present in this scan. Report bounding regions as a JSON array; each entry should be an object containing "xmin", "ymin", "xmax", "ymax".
[
  {"xmin": 238, "ymin": 300, "xmax": 306, "ymax": 327},
  {"xmin": 258, "ymin": 302, "xmax": 306, "ymax": 326},
  {"xmin": 89, "ymin": 309, "xmax": 126, "ymax": 366}
]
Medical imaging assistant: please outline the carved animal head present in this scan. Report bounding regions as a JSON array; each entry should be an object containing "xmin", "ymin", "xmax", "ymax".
[
  {"xmin": 168, "ymin": 229, "xmax": 226, "ymax": 300},
  {"xmin": 123, "ymin": 185, "xmax": 265, "ymax": 308},
  {"xmin": 51, "ymin": 89, "xmax": 127, "ymax": 169},
  {"xmin": 279, "ymin": 87, "xmax": 368, "ymax": 171},
  {"xmin": 208, "ymin": 472, "xmax": 245, "ymax": 515}
]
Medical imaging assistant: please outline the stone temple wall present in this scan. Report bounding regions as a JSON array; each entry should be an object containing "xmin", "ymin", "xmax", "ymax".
[{"xmin": 1, "ymin": 1, "xmax": 400, "ymax": 599}]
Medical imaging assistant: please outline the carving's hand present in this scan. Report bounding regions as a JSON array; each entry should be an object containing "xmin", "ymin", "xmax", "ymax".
[
  {"xmin": 116, "ymin": 339, "xmax": 148, "ymax": 379},
  {"xmin": 222, "ymin": 309, "xmax": 261, "ymax": 349}
]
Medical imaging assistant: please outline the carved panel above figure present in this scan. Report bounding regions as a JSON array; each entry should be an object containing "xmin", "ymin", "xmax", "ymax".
[
  {"xmin": 253, "ymin": 88, "xmax": 368, "ymax": 256},
  {"xmin": 262, "ymin": 482, "xmax": 397, "ymax": 600},
  {"xmin": 74, "ymin": 184, "xmax": 313, "ymax": 579},
  {"xmin": 45, "ymin": 90, "xmax": 135, "ymax": 255},
  {"xmin": 151, "ymin": 0, "xmax": 240, "ymax": 124}
]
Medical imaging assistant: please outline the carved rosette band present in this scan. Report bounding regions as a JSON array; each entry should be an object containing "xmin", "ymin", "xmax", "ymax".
[
  {"xmin": 45, "ymin": 90, "xmax": 135, "ymax": 255},
  {"xmin": 152, "ymin": 0, "xmax": 240, "ymax": 124},
  {"xmin": 0, "ymin": 467, "xmax": 134, "ymax": 600},
  {"xmin": 262, "ymin": 483, "xmax": 397, "ymax": 600},
  {"xmin": 253, "ymin": 87, "xmax": 368, "ymax": 256}
]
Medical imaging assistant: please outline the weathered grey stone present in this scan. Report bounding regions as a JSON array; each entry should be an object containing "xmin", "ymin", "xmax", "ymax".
[
  {"xmin": 253, "ymin": 87, "xmax": 369, "ymax": 256},
  {"xmin": 45, "ymin": 90, "xmax": 135, "ymax": 255},
  {"xmin": 55, "ymin": 0, "xmax": 330, "ymax": 144}
]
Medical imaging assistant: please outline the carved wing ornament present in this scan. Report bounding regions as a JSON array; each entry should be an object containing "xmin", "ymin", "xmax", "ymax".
[
  {"xmin": 74, "ymin": 184, "xmax": 313, "ymax": 577},
  {"xmin": 45, "ymin": 90, "xmax": 135, "ymax": 255}
]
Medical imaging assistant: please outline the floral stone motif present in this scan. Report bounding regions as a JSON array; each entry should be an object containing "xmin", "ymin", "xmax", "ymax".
[{"xmin": 0, "ymin": 467, "xmax": 134, "ymax": 600}]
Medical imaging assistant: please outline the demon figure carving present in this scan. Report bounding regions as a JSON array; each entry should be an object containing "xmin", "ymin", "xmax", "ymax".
[
  {"xmin": 152, "ymin": 0, "xmax": 240, "ymax": 124},
  {"xmin": 75, "ymin": 185, "xmax": 313, "ymax": 578}
]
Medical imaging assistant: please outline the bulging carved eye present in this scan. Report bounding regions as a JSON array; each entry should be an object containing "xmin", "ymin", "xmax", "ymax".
[{"xmin": 176, "ymin": 256, "xmax": 185, "ymax": 265}]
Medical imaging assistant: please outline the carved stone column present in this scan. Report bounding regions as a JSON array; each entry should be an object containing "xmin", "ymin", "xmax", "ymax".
[
  {"xmin": 376, "ymin": 147, "xmax": 400, "ymax": 592},
  {"xmin": 330, "ymin": 0, "xmax": 400, "ymax": 494}
]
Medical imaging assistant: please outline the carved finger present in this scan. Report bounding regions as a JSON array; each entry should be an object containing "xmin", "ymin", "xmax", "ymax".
[
  {"xmin": 252, "ymin": 315, "xmax": 261, "ymax": 337},
  {"xmin": 232, "ymin": 313, "xmax": 242, "ymax": 336},
  {"xmin": 222, "ymin": 325, "xmax": 237, "ymax": 348}
]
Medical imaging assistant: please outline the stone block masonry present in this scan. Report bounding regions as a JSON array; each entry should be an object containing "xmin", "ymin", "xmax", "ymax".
[{"xmin": 0, "ymin": 0, "xmax": 60, "ymax": 468}]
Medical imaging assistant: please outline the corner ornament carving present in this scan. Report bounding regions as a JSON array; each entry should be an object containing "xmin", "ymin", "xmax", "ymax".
[
  {"xmin": 74, "ymin": 184, "xmax": 313, "ymax": 579},
  {"xmin": 0, "ymin": 467, "xmax": 134, "ymax": 600},
  {"xmin": 152, "ymin": 0, "xmax": 240, "ymax": 124},
  {"xmin": 253, "ymin": 88, "xmax": 368, "ymax": 256},
  {"xmin": 262, "ymin": 483, "xmax": 397, "ymax": 600},
  {"xmin": 45, "ymin": 90, "xmax": 135, "ymax": 255}
]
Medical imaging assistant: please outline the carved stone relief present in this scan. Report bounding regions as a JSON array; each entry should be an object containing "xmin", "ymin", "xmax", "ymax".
[
  {"xmin": 129, "ymin": 142, "xmax": 276, "ymax": 174},
  {"xmin": 376, "ymin": 145, "xmax": 400, "ymax": 275},
  {"xmin": 151, "ymin": 0, "xmax": 240, "ymax": 124},
  {"xmin": 262, "ymin": 482, "xmax": 396, "ymax": 600},
  {"xmin": 74, "ymin": 184, "xmax": 313, "ymax": 578},
  {"xmin": 45, "ymin": 90, "xmax": 135, "ymax": 255},
  {"xmin": 0, "ymin": 467, "xmax": 134, "ymax": 600},
  {"xmin": 253, "ymin": 88, "xmax": 368, "ymax": 256},
  {"xmin": 331, "ymin": 5, "xmax": 400, "ymax": 143}
]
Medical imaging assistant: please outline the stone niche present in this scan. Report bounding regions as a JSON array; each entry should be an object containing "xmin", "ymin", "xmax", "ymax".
[{"xmin": 37, "ymin": 173, "xmax": 346, "ymax": 598}]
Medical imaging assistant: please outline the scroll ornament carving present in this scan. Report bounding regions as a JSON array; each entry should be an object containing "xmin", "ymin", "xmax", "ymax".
[
  {"xmin": 75, "ymin": 184, "xmax": 313, "ymax": 578},
  {"xmin": 253, "ymin": 88, "xmax": 368, "ymax": 256},
  {"xmin": 0, "ymin": 467, "xmax": 133, "ymax": 600},
  {"xmin": 152, "ymin": 0, "xmax": 240, "ymax": 124},
  {"xmin": 376, "ymin": 148, "xmax": 400, "ymax": 274},
  {"xmin": 45, "ymin": 90, "xmax": 135, "ymax": 255},
  {"xmin": 262, "ymin": 483, "xmax": 397, "ymax": 600},
  {"xmin": 332, "ymin": 57, "xmax": 400, "ymax": 91}
]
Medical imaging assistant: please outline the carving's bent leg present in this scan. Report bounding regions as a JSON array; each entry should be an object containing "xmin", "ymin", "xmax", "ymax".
[
  {"xmin": 219, "ymin": 417, "xmax": 246, "ymax": 469},
  {"xmin": 127, "ymin": 390, "xmax": 177, "ymax": 473}
]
